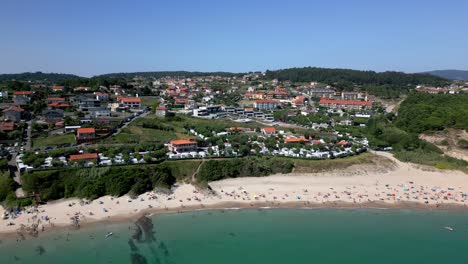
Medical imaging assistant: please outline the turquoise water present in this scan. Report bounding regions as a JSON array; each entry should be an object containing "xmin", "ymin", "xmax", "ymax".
[{"xmin": 1, "ymin": 208, "xmax": 468, "ymax": 263}]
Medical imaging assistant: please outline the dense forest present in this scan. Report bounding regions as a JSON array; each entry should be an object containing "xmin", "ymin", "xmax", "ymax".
[
  {"xmin": 396, "ymin": 92, "xmax": 468, "ymax": 133},
  {"xmin": 265, "ymin": 67, "xmax": 449, "ymax": 98},
  {"xmin": 0, "ymin": 72, "xmax": 81, "ymax": 84},
  {"xmin": 96, "ymin": 71, "xmax": 244, "ymax": 79}
]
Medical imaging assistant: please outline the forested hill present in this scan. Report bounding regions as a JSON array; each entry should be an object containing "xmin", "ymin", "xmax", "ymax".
[
  {"xmin": 95, "ymin": 71, "xmax": 244, "ymax": 79},
  {"xmin": 264, "ymin": 67, "xmax": 449, "ymax": 98},
  {"xmin": 266, "ymin": 67, "xmax": 447, "ymax": 86},
  {"xmin": 395, "ymin": 92, "xmax": 468, "ymax": 133},
  {"xmin": 424, "ymin": 70, "xmax": 468, "ymax": 81},
  {"xmin": 0, "ymin": 72, "xmax": 81, "ymax": 84}
]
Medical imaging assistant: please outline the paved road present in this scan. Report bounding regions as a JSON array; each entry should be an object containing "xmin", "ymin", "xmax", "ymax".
[
  {"xmin": 25, "ymin": 120, "xmax": 32, "ymax": 151},
  {"xmin": 112, "ymin": 110, "xmax": 150, "ymax": 136}
]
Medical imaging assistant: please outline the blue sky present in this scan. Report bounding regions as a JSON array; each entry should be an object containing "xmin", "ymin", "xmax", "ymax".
[{"xmin": 1, "ymin": 0, "xmax": 467, "ymax": 76}]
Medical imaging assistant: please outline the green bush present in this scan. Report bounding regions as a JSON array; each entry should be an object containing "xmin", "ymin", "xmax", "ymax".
[{"xmin": 197, "ymin": 157, "xmax": 293, "ymax": 182}]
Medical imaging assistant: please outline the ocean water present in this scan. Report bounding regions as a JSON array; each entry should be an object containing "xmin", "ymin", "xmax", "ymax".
[{"xmin": 1, "ymin": 208, "xmax": 468, "ymax": 263}]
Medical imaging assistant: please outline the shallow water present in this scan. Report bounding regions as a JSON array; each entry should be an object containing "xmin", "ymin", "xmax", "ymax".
[{"xmin": 1, "ymin": 208, "xmax": 468, "ymax": 263}]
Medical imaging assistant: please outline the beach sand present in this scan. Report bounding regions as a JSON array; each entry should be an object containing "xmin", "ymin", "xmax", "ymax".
[{"xmin": 1, "ymin": 152, "xmax": 467, "ymax": 236}]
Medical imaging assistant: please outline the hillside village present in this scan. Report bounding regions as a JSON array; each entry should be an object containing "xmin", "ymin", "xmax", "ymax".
[{"xmin": 1, "ymin": 72, "xmax": 467, "ymax": 173}]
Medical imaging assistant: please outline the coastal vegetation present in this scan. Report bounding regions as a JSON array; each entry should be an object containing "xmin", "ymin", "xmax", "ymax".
[
  {"xmin": 365, "ymin": 92, "xmax": 468, "ymax": 172},
  {"xmin": 395, "ymin": 92, "xmax": 468, "ymax": 133}
]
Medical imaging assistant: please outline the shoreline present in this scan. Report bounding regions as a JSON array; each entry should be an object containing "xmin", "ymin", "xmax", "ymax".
[
  {"xmin": 2, "ymin": 199, "xmax": 468, "ymax": 239},
  {"xmin": 2, "ymin": 151, "xmax": 468, "ymax": 238}
]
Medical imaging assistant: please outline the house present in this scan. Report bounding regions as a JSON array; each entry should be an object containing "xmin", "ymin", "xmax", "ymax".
[
  {"xmin": 168, "ymin": 139, "xmax": 198, "ymax": 153},
  {"xmin": 0, "ymin": 121, "xmax": 15, "ymax": 131},
  {"xmin": 41, "ymin": 109, "xmax": 64, "ymax": 123},
  {"xmin": 156, "ymin": 106, "xmax": 168, "ymax": 116},
  {"xmin": 52, "ymin": 86, "xmax": 64, "ymax": 92},
  {"xmin": 13, "ymin": 95, "xmax": 31, "ymax": 106},
  {"xmin": 262, "ymin": 127, "xmax": 277, "ymax": 136},
  {"xmin": 2, "ymin": 105, "xmax": 24, "ymax": 122},
  {"xmin": 0, "ymin": 91, "xmax": 8, "ymax": 99},
  {"xmin": 253, "ymin": 99, "xmax": 280, "ymax": 110},
  {"xmin": 309, "ymin": 88, "xmax": 335, "ymax": 98},
  {"xmin": 291, "ymin": 96, "xmax": 306, "ymax": 108},
  {"xmin": 175, "ymin": 98, "xmax": 189, "ymax": 106},
  {"xmin": 47, "ymin": 97, "xmax": 71, "ymax": 108},
  {"xmin": 319, "ymin": 98, "xmax": 372, "ymax": 110},
  {"xmin": 284, "ymin": 136, "xmax": 310, "ymax": 144},
  {"xmin": 72, "ymin": 95, "xmax": 102, "ymax": 111},
  {"xmin": 69, "ymin": 153, "xmax": 98, "ymax": 163},
  {"xmin": 120, "ymin": 97, "xmax": 141, "ymax": 109},
  {"xmin": 76, "ymin": 128, "xmax": 96, "ymax": 143},
  {"xmin": 90, "ymin": 109, "xmax": 111, "ymax": 118},
  {"xmin": 95, "ymin": 92, "xmax": 109, "ymax": 101},
  {"xmin": 49, "ymin": 102, "xmax": 72, "ymax": 109},
  {"xmin": 13, "ymin": 91, "xmax": 34, "ymax": 97},
  {"xmin": 74, "ymin": 86, "xmax": 91, "ymax": 92}
]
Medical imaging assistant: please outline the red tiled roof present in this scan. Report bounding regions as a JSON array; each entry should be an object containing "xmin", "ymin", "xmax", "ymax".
[
  {"xmin": 48, "ymin": 103, "xmax": 71, "ymax": 108},
  {"xmin": 121, "ymin": 97, "xmax": 141, "ymax": 103},
  {"xmin": 262, "ymin": 127, "xmax": 276, "ymax": 133},
  {"xmin": 0, "ymin": 122, "xmax": 15, "ymax": 131},
  {"xmin": 47, "ymin": 97, "xmax": 65, "ymax": 101},
  {"xmin": 156, "ymin": 106, "xmax": 167, "ymax": 110},
  {"xmin": 254, "ymin": 99, "xmax": 280, "ymax": 104},
  {"xmin": 77, "ymin": 128, "xmax": 95, "ymax": 134},
  {"xmin": 14, "ymin": 91, "xmax": 33, "ymax": 96},
  {"xmin": 53, "ymin": 86, "xmax": 64, "ymax": 90},
  {"xmin": 170, "ymin": 139, "xmax": 196, "ymax": 145},
  {"xmin": 69, "ymin": 153, "xmax": 98, "ymax": 161},
  {"xmin": 3, "ymin": 106, "xmax": 24, "ymax": 112},
  {"xmin": 319, "ymin": 98, "xmax": 372, "ymax": 106},
  {"xmin": 284, "ymin": 137, "xmax": 309, "ymax": 143}
]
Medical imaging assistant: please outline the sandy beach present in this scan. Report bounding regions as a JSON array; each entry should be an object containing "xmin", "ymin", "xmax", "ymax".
[{"xmin": 1, "ymin": 152, "xmax": 467, "ymax": 236}]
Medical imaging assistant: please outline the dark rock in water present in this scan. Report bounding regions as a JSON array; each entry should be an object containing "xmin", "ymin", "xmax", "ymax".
[
  {"xmin": 128, "ymin": 239, "xmax": 139, "ymax": 252},
  {"xmin": 131, "ymin": 226, "xmax": 143, "ymax": 242},
  {"xmin": 130, "ymin": 253, "xmax": 148, "ymax": 264},
  {"xmin": 14, "ymin": 256, "xmax": 20, "ymax": 261},
  {"xmin": 133, "ymin": 216, "xmax": 155, "ymax": 243},
  {"xmin": 228, "ymin": 232, "xmax": 236, "ymax": 237},
  {"xmin": 158, "ymin": 242, "xmax": 170, "ymax": 258},
  {"xmin": 35, "ymin": 245, "xmax": 46, "ymax": 256}
]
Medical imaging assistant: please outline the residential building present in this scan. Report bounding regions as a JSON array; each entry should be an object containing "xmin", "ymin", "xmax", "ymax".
[
  {"xmin": 41, "ymin": 109, "xmax": 64, "ymax": 123},
  {"xmin": 253, "ymin": 99, "xmax": 280, "ymax": 110},
  {"xmin": 95, "ymin": 92, "xmax": 110, "ymax": 101},
  {"xmin": 156, "ymin": 106, "xmax": 168, "ymax": 116},
  {"xmin": 2, "ymin": 105, "xmax": 24, "ymax": 122},
  {"xmin": 76, "ymin": 127, "xmax": 96, "ymax": 143},
  {"xmin": 90, "ymin": 109, "xmax": 111, "ymax": 118},
  {"xmin": 13, "ymin": 95, "xmax": 31, "ymax": 105},
  {"xmin": 120, "ymin": 97, "xmax": 141, "ymax": 109},
  {"xmin": 262, "ymin": 127, "xmax": 277, "ymax": 136},
  {"xmin": 291, "ymin": 96, "xmax": 306, "ymax": 108},
  {"xmin": 52, "ymin": 86, "xmax": 64, "ymax": 92},
  {"xmin": 0, "ymin": 121, "xmax": 15, "ymax": 132},
  {"xmin": 284, "ymin": 136, "xmax": 310, "ymax": 144},
  {"xmin": 0, "ymin": 91, "xmax": 8, "ymax": 99},
  {"xmin": 319, "ymin": 98, "xmax": 372, "ymax": 110},
  {"xmin": 168, "ymin": 139, "xmax": 198, "ymax": 153},
  {"xmin": 309, "ymin": 88, "xmax": 334, "ymax": 98},
  {"xmin": 69, "ymin": 153, "xmax": 98, "ymax": 163}
]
